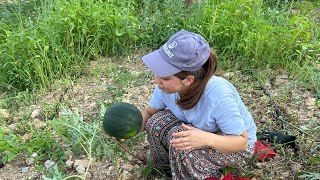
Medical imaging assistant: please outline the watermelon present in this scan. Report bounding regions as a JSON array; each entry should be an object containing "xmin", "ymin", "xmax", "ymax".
[{"xmin": 103, "ymin": 102, "xmax": 142, "ymax": 139}]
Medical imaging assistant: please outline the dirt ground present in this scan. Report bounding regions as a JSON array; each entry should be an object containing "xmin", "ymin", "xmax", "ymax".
[{"xmin": 0, "ymin": 53, "xmax": 319, "ymax": 179}]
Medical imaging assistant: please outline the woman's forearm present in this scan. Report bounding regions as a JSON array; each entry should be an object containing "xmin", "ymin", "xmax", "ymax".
[
  {"xmin": 141, "ymin": 110, "xmax": 152, "ymax": 131},
  {"xmin": 140, "ymin": 106, "xmax": 160, "ymax": 132},
  {"xmin": 206, "ymin": 131, "xmax": 248, "ymax": 153}
]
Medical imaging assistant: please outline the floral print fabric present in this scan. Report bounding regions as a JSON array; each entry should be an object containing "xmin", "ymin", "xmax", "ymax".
[{"xmin": 145, "ymin": 110, "xmax": 253, "ymax": 179}]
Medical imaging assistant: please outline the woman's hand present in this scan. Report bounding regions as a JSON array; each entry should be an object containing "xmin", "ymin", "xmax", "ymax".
[{"xmin": 170, "ymin": 123, "xmax": 211, "ymax": 150}]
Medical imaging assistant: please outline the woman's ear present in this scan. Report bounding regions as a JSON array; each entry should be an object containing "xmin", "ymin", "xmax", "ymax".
[{"xmin": 182, "ymin": 75, "xmax": 195, "ymax": 86}]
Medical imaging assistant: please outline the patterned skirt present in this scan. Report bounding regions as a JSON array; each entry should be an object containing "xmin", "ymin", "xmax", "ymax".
[{"xmin": 145, "ymin": 109, "xmax": 253, "ymax": 180}]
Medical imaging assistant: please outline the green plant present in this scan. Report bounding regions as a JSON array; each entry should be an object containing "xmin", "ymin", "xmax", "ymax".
[
  {"xmin": 138, "ymin": 158, "xmax": 167, "ymax": 178},
  {"xmin": 0, "ymin": 127, "xmax": 24, "ymax": 164},
  {"xmin": 25, "ymin": 128, "xmax": 67, "ymax": 163},
  {"xmin": 42, "ymin": 164, "xmax": 67, "ymax": 180},
  {"xmin": 299, "ymin": 171, "xmax": 320, "ymax": 180}
]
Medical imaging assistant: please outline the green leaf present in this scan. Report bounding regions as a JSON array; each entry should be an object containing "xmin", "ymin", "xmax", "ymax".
[
  {"xmin": 305, "ymin": 128, "xmax": 320, "ymax": 133},
  {"xmin": 7, "ymin": 152, "xmax": 18, "ymax": 162},
  {"xmin": 0, "ymin": 141, "xmax": 6, "ymax": 146},
  {"xmin": 115, "ymin": 29, "xmax": 125, "ymax": 37}
]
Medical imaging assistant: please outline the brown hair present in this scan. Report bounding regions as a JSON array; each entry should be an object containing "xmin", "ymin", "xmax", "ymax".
[{"xmin": 175, "ymin": 49, "xmax": 218, "ymax": 110}]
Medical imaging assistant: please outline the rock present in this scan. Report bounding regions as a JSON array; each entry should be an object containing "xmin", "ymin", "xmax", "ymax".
[
  {"xmin": 0, "ymin": 109, "xmax": 9, "ymax": 119},
  {"xmin": 25, "ymin": 157, "xmax": 34, "ymax": 165},
  {"xmin": 22, "ymin": 133, "xmax": 33, "ymax": 142},
  {"xmin": 305, "ymin": 98, "xmax": 316, "ymax": 110},
  {"xmin": 65, "ymin": 149, "xmax": 73, "ymax": 160},
  {"xmin": 299, "ymin": 125, "xmax": 309, "ymax": 130},
  {"xmin": 280, "ymin": 171, "xmax": 291, "ymax": 178},
  {"xmin": 136, "ymin": 171, "xmax": 143, "ymax": 179},
  {"xmin": 74, "ymin": 159, "xmax": 89, "ymax": 168},
  {"xmin": 76, "ymin": 165, "xmax": 86, "ymax": 174},
  {"xmin": 44, "ymin": 160, "xmax": 55, "ymax": 170},
  {"xmin": 306, "ymin": 111, "xmax": 315, "ymax": 118},
  {"xmin": 275, "ymin": 75, "xmax": 288, "ymax": 86},
  {"xmin": 65, "ymin": 160, "xmax": 74, "ymax": 168},
  {"xmin": 223, "ymin": 72, "xmax": 235, "ymax": 79},
  {"xmin": 263, "ymin": 82, "xmax": 272, "ymax": 90},
  {"xmin": 21, "ymin": 166, "xmax": 29, "ymax": 173},
  {"xmin": 84, "ymin": 172, "xmax": 92, "ymax": 179},
  {"xmin": 127, "ymin": 155, "xmax": 133, "ymax": 161},
  {"xmin": 34, "ymin": 118, "xmax": 46, "ymax": 129},
  {"xmin": 122, "ymin": 164, "xmax": 134, "ymax": 172},
  {"xmin": 31, "ymin": 108, "xmax": 41, "ymax": 118},
  {"xmin": 291, "ymin": 163, "xmax": 302, "ymax": 172},
  {"xmin": 256, "ymin": 162, "xmax": 267, "ymax": 169},
  {"xmin": 31, "ymin": 152, "xmax": 38, "ymax": 158},
  {"xmin": 106, "ymin": 166, "xmax": 115, "ymax": 176},
  {"xmin": 119, "ymin": 170, "xmax": 133, "ymax": 180}
]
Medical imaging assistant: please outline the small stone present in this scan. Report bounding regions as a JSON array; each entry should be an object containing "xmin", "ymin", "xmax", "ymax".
[
  {"xmin": 76, "ymin": 165, "xmax": 86, "ymax": 174},
  {"xmin": 136, "ymin": 171, "xmax": 142, "ymax": 179},
  {"xmin": 34, "ymin": 118, "xmax": 46, "ymax": 129},
  {"xmin": 223, "ymin": 72, "xmax": 235, "ymax": 79},
  {"xmin": 299, "ymin": 125, "xmax": 308, "ymax": 130},
  {"xmin": 277, "ymin": 74, "xmax": 289, "ymax": 79},
  {"xmin": 84, "ymin": 172, "xmax": 92, "ymax": 179},
  {"xmin": 256, "ymin": 162, "xmax": 266, "ymax": 169},
  {"xmin": 25, "ymin": 157, "xmax": 34, "ymax": 165},
  {"xmin": 0, "ymin": 109, "xmax": 9, "ymax": 119},
  {"xmin": 122, "ymin": 164, "xmax": 134, "ymax": 172},
  {"xmin": 31, "ymin": 152, "xmax": 38, "ymax": 158},
  {"xmin": 106, "ymin": 166, "xmax": 115, "ymax": 176},
  {"xmin": 120, "ymin": 170, "xmax": 133, "ymax": 180},
  {"xmin": 21, "ymin": 166, "xmax": 29, "ymax": 173},
  {"xmin": 275, "ymin": 75, "xmax": 288, "ymax": 86},
  {"xmin": 305, "ymin": 98, "xmax": 316, "ymax": 110},
  {"xmin": 8, "ymin": 123, "xmax": 16, "ymax": 130},
  {"xmin": 74, "ymin": 159, "xmax": 89, "ymax": 168},
  {"xmin": 65, "ymin": 149, "xmax": 73, "ymax": 160},
  {"xmin": 281, "ymin": 171, "xmax": 291, "ymax": 178},
  {"xmin": 65, "ymin": 160, "xmax": 74, "ymax": 168},
  {"xmin": 291, "ymin": 163, "xmax": 302, "ymax": 172},
  {"xmin": 264, "ymin": 82, "xmax": 272, "ymax": 90},
  {"xmin": 127, "ymin": 155, "xmax": 133, "ymax": 161},
  {"xmin": 22, "ymin": 133, "xmax": 33, "ymax": 142},
  {"xmin": 31, "ymin": 108, "xmax": 41, "ymax": 118},
  {"xmin": 44, "ymin": 160, "xmax": 55, "ymax": 170},
  {"xmin": 306, "ymin": 111, "xmax": 315, "ymax": 118}
]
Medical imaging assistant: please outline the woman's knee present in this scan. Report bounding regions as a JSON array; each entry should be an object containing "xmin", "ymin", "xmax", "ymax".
[
  {"xmin": 145, "ymin": 110, "xmax": 174, "ymax": 134},
  {"xmin": 167, "ymin": 125, "xmax": 184, "ymax": 140}
]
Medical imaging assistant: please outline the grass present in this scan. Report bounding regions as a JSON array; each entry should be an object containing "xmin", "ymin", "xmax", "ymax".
[
  {"xmin": 0, "ymin": 0, "xmax": 319, "ymax": 179},
  {"xmin": 0, "ymin": 0, "xmax": 319, "ymax": 95}
]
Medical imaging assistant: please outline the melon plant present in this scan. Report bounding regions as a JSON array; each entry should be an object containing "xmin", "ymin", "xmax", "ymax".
[{"xmin": 103, "ymin": 102, "xmax": 142, "ymax": 139}]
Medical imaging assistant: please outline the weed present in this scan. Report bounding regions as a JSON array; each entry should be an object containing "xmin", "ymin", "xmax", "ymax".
[
  {"xmin": 138, "ymin": 158, "xmax": 168, "ymax": 178},
  {"xmin": 42, "ymin": 165, "xmax": 66, "ymax": 180},
  {"xmin": 0, "ymin": 127, "xmax": 23, "ymax": 164},
  {"xmin": 1, "ymin": 0, "xmax": 319, "ymax": 95},
  {"xmin": 299, "ymin": 171, "xmax": 320, "ymax": 180}
]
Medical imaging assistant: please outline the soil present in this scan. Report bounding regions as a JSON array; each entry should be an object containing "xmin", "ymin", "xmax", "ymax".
[{"xmin": 0, "ymin": 53, "xmax": 319, "ymax": 179}]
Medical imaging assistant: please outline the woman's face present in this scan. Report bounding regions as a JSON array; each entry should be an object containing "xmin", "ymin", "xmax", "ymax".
[{"xmin": 154, "ymin": 75, "xmax": 187, "ymax": 94}]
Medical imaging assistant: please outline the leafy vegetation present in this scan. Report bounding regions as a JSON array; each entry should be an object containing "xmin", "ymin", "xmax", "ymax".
[
  {"xmin": 0, "ymin": 0, "xmax": 319, "ymax": 179},
  {"xmin": 0, "ymin": 0, "xmax": 319, "ymax": 95}
]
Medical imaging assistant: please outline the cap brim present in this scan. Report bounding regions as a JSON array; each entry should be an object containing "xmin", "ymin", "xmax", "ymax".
[{"xmin": 142, "ymin": 50, "xmax": 181, "ymax": 77}]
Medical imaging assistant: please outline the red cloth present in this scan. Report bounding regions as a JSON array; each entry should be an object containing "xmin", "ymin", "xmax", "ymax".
[
  {"xmin": 206, "ymin": 141, "xmax": 274, "ymax": 180},
  {"xmin": 206, "ymin": 173, "xmax": 254, "ymax": 180},
  {"xmin": 254, "ymin": 141, "xmax": 276, "ymax": 161}
]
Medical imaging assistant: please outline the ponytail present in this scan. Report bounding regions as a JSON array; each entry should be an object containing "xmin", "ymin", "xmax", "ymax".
[{"xmin": 175, "ymin": 49, "xmax": 218, "ymax": 109}]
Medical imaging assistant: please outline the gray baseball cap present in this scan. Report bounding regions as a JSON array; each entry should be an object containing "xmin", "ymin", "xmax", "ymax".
[{"xmin": 142, "ymin": 30, "xmax": 210, "ymax": 77}]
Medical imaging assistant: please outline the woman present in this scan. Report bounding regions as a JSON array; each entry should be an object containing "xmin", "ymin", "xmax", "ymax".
[{"xmin": 141, "ymin": 30, "xmax": 257, "ymax": 179}]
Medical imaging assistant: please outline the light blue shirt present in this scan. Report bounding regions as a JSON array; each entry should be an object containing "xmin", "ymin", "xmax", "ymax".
[{"xmin": 149, "ymin": 76, "xmax": 257, "ymax": 147}]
